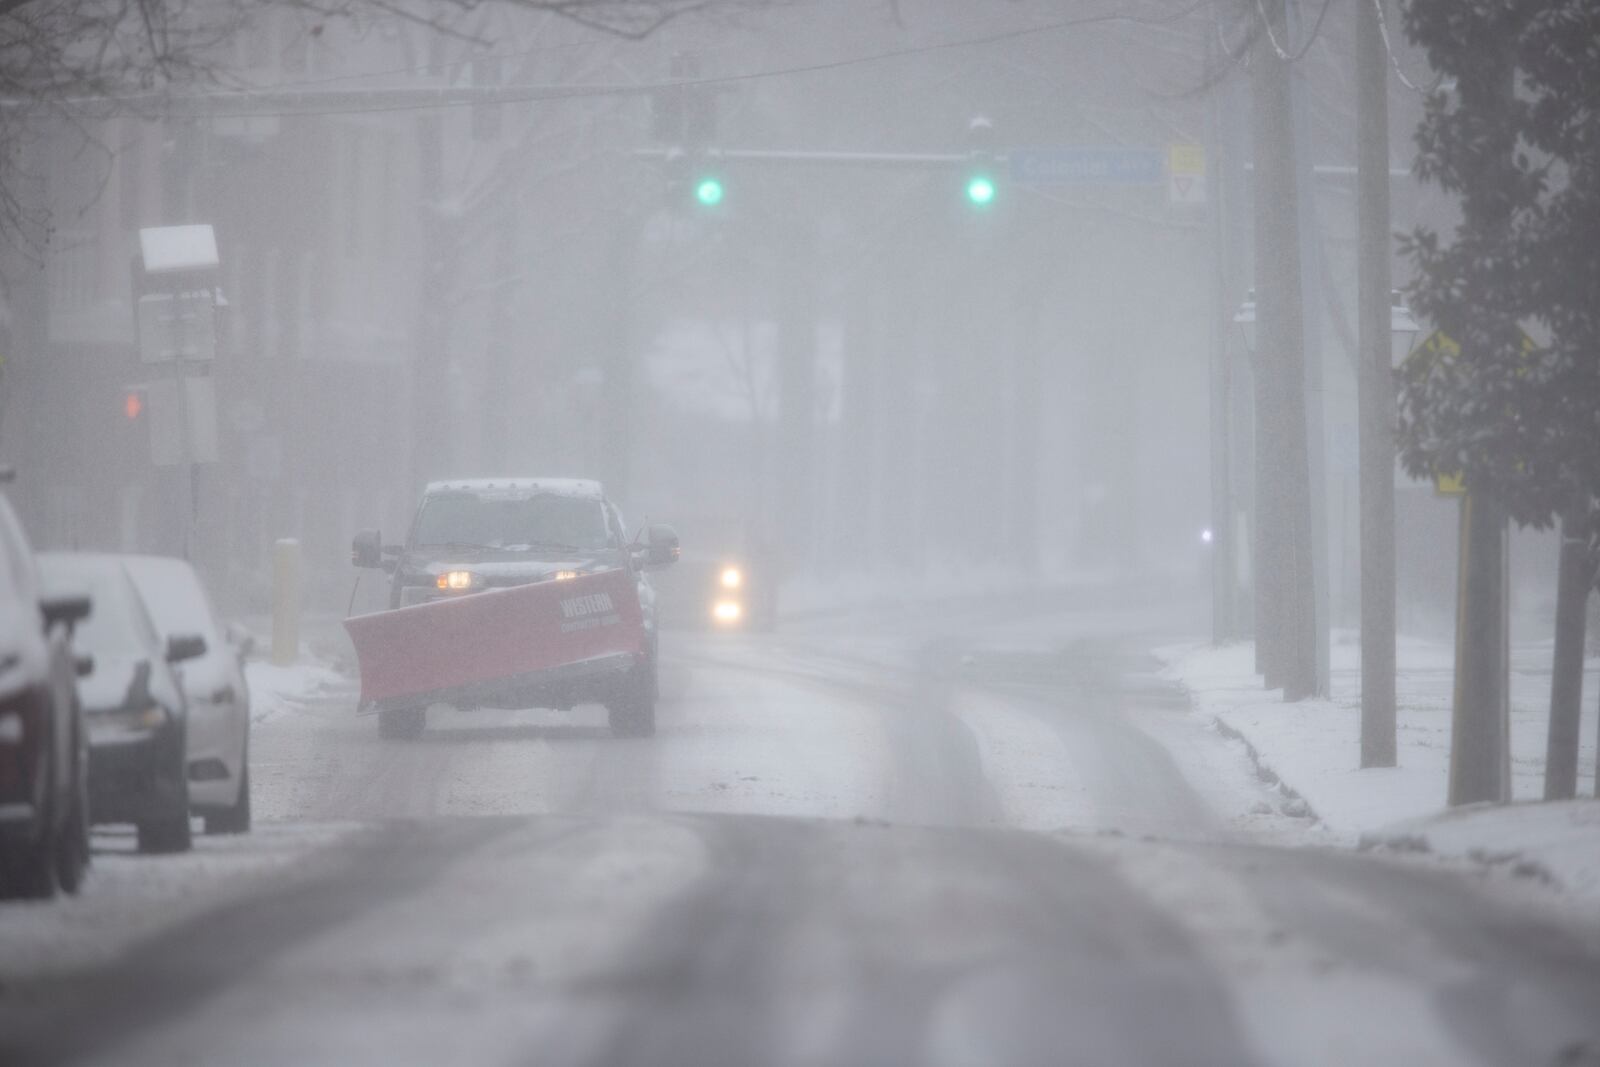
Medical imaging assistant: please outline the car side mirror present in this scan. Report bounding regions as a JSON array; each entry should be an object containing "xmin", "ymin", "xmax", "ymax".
[
  {"xmin": 352, "ymin": 529, "xmax": 383, "ymax": 569},
  {"xmin": 643, "ymin": 524, "xmax": 680, "ymax": 569},
  {"xmin": 166, "ymin": 633, "xmax": 207, "ymax": 664},
  {"xmin": 40, "ymin": 594, "xmax": 91, "ymax": 630}
]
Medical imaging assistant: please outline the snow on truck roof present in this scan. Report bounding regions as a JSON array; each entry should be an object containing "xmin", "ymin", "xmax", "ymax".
[{"xmin": 422, "ymin": 478, "xmax": 604, "ymax": 500}]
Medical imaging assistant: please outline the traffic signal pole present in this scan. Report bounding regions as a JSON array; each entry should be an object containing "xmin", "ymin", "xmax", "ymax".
[{"xmin": 1356, "ymin": 0, "xmax": 1397, "ymax": 764}]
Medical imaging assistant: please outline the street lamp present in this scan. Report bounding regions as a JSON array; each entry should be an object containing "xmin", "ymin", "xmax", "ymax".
[
  {"xmin": 1232, "ymin": 289, "xmax": 1257, "ymax": 354},
  {"xmin": 1389, "ymin": 289, "xmax": 1419, "ymax": 368}
]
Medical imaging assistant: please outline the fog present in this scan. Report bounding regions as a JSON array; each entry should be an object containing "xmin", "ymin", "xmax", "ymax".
[
  {"xmin": 2, "ymin": 3, "xmax": 1596, "ymax": 1062},
  {"xmin": 0, "ymin": 4, "xmax": 1330, "ymax": 606}
]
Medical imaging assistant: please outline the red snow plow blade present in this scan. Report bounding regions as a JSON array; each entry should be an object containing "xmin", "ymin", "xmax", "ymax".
[{"xmin": 344, "ymin": 568, "xmax": 646, "ymax": 714}]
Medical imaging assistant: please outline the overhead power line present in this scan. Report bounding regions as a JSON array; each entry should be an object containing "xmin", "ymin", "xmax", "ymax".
[
  {"xmin": 1252, "ymin": 0, "xmax": 1335, "ymax": 62},
  {"xmin": 1367, "ymin": 0, "xmax": 1445, "ymax": 94}
]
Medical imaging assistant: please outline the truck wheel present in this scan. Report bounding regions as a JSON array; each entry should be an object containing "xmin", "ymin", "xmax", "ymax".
[
  {"xmin": 607, "ymin": 663, "xmax": 657, "ymax": 739},
  {"xmin": 206, "ymin": 758, "xmax": 251, "ymax": 835},
  {"xmin": 138, "ymin": 811, "xmax": 193, "ymax": 854},
  {"xmin": 379, "ymin": 705, "xmax": 426, "ymax": 740},
  {"xmin": 3, "ymin": 827, "xmax": 59, "ymax": 899}
]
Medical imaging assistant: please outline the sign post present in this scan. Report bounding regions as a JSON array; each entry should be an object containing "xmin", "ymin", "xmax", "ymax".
[{"xmin": 136, "ymin": 225, "xmax": 221, "ymax": 560}]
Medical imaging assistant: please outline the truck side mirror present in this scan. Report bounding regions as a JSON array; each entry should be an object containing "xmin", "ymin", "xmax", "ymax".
[
  {"xmin": 166, "ymin": 633, "xmax": 208, "ymax": 663},
  {"xmin": 352, "ymin": 529, "xmax": 383, "ymax": 569},
  {"xmin": 644, "ymin": 524, "xmax": 680, "ymax": 569}
]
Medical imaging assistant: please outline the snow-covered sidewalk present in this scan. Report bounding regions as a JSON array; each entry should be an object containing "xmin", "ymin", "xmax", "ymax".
[
  {"xmin": 246, "ymin": 656, "xmax": 346, "ymax": 724},
  {"xmin": 1158, "ymin": 633, "xmax": 1600, "ymax": 904}
]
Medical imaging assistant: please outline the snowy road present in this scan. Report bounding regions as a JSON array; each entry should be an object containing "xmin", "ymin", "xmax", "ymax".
[{"xmin": 3, "ymin": 587, "xmax": 1599, "ymax": 1065}]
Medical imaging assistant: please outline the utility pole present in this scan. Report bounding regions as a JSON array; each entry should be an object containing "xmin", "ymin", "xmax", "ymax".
[
  {"xmin": 1291, "ymin": 37, "xmax": 1331, "ymax": 699},
  {"xmin": 410, "ymin": 112, "xmax": 450, "ymax": 491},
  {"xmin": 599, "ymin": 210, "xmax": 641, "ymax": 500},
  {"xmin": 1008, "ymin": 285, "xmax": 1043, "ymax": 575},
  {"xmin": 1356, "ymin": 0, "xmax": 1397, "ymax": 765},
  {"xmin": 481, "ymin": 194, "xmax": 519, "ymax": 470},
  {"xmin": 1450, "ymin": 489, "xmax": 1511, "ymax": 804},
  {"xmin": 1446, "ymin": 43, "xmax": 1519, "ymax": 808},
  {"xmin": 775, "ymin": 217, "xmax": 818, "ymax": 568},
  {"xmin": 1251, "ymin": 0, "xmax": 1317, "ymax": 701},
  {"xmin": 1206, "ymin": 31, "xmax": 1238, "ymax": 644}
]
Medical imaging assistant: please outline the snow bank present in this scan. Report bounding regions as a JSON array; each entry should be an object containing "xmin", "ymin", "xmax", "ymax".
[
  {"xmin": 1158, "ymin": 633, "xmax": 1600, "ymax": 904},
  {"xmin": 246, "ymin": 657, "xmax": 346, "ymax": 723},
  {"xmin": 1363, "ymin": 800, "xmax": 1600, "ymax": 904}
]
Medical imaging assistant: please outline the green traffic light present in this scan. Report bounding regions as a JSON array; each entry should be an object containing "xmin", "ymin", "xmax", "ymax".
[
  {"xmin": 966, "ymin": 175, "xmax": 996, "ymax": 206},
  {"xmin": 696, "ymin": 177, "xmax": 724, "ymax": 206}
]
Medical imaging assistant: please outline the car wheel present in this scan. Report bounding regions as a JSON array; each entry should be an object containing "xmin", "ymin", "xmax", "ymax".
[
  {"xmin": 54, "ymin": 764, "xmax": 90, "ymax": 894},
  {"xmin": 606, "ymin": 662, "xmax": 657, "ymax": 739},
  {"xmin": 2, "ymin": 829, "xmax": 58, "ymax": 900},
  {"xmin": 2, "ymin": 750, "xmax": 59, "ymax": 900},
  {"xmin": 378, "ymin": 705, "xmax": 426, "ymax": 740},
  {"xmin": 205, "ymin": 759, "xmax": 251, "ymax": 835},
  {"xmin": 138, "ymin": 812, "xmax": 194, "ymax": 854}
]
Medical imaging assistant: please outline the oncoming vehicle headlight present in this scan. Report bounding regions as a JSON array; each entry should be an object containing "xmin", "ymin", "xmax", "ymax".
[
  {"xmin": 554, "ymin": 570, "xmax": 579, "ymax": 581},
  {"xmin": 436, "ymin": 570, "xmax": 479, "ymax": 592},
  {"xmin": 720, "ymin": 566, "xmax": 743, "ymax": 590},
  {"xmin": 712, "ymin": 600, "xmax": 743, "ymax": 625}
]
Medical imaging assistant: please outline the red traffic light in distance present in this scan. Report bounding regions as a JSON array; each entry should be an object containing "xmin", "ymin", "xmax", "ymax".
[{"xmin": 124, "ymin": 391, "xmax": 144, "ymax": 420}]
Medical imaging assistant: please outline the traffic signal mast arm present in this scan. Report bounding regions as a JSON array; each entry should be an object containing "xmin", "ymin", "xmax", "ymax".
[{"xmin": 633, "ymin": 147, "xmax": 991, "ymax": 171}]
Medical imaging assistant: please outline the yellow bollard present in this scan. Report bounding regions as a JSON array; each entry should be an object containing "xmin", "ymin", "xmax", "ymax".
[{"xmin": 271, "ymin": 538, "xmax": 301, "ymax": 666}]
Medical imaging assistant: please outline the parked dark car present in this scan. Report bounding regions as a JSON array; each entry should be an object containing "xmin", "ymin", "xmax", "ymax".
[
  {"xmin": 39, "ymin": 554, "xmax": 206, "ymax": 855},
  {"xmin": 0, "ymin": 484, "xmax": 92, "ymax": 899}
]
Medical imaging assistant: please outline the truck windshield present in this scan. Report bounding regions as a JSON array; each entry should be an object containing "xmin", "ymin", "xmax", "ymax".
[{"xmin": 412, "ymin": 492, "xmax": 611, "ymax": 552}]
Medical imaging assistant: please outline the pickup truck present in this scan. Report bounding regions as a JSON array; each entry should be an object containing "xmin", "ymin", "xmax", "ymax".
[{"xmin": 347, "ymin": 478, "xmax": 677, "ymax": 739}]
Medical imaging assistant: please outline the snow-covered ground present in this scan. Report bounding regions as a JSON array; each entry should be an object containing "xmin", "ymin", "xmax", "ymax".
[
  {"xmin": 0, "ymin": 651, "xmax": 363, "ymax": 985},
  {"xmin": 1158, "ymin": 632, "xmax": 1600, "ymax": 905},
  {"xmin": 247, "ymin": 657, "xmax": 346, "ymax": 724}
]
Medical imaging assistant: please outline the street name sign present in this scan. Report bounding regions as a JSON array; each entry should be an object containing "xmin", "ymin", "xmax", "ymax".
[{"xmin": 1008, "ymin": 147, "xmax": 1163, "ymax": 186}]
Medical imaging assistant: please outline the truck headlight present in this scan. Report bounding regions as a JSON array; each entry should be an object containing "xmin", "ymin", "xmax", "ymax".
[
  {"xmin": 712, "ymin": 600, "xmax": 743, "ymax": 624},
  {"xmin": 720, "ymin": 566, "xmax": 743, "ymax": 590},
  {"xmin": 436, "ymin": 570, "xmax": 480, "ymax": 592}
]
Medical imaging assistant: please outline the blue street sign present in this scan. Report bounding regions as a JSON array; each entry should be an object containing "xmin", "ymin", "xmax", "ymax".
[{"xmin": 1008, "ymin": 147, "xmax": 1164, "ymax": 186}]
